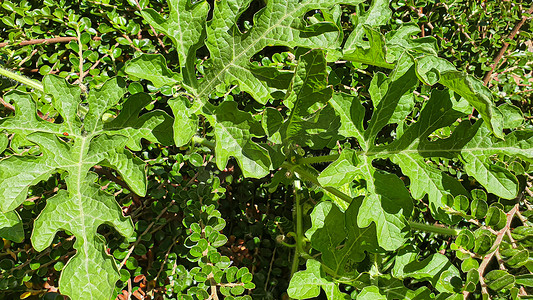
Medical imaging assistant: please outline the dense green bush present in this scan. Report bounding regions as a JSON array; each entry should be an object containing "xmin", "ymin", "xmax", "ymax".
[{"xmin": 0, "ymin": 0, "xmax": 531, "ymax": 299}]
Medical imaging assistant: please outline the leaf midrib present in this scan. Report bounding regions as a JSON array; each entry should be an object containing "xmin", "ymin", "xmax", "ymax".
[{"xmin": 73, "ymin": 136, "xmax": 91, "ymax": 288}]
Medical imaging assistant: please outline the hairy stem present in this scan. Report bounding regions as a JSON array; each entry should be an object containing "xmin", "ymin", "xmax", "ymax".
[
  {"xmin": 190, "ymin": 140, "xmax": 461, "ymax": 237},
  {"xmin": 0, "ymin": 65, "xmax": 43, "ymax": 92},
  {"xmin": 290, "ymin": 180, "xmax": 303, "ymax": 279},
  {"xmin": 283, "ymin": 161, "xmax": 460, "ymax": 236},
  {"xmin": 297, "ymin": 154, "xmax": 339, "ymax": 165},
  {"xmin": 408, "ymin": 221, "xmax": 459, "ymax": 236}
]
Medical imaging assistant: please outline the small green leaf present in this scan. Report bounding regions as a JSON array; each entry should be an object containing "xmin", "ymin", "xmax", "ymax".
[
  {"xmin": 485, "ymin": 270, "xmax": 515, "ymax": 291},
  {"xmin": 471, "ymin": 198, "xmax": 488, "ymax": 219},
  {"xmin": 515, "ymin": 274, "xmax": 533, "ymax": 287},
  {"xmin": 461, "ymin": 258, "xmax": 479, "ymax": 272}
]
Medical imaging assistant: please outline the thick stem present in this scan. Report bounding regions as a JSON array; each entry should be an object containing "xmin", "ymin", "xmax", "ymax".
[
  {"xmin": 284, "ymin": 161, "xmax": 461, "ymax": 236},
  {"xmin": 0, "ymin": 65, "xmax": 43, "ymax": 92},
  {"xmin": 408, "ymin": 221, "xmax": 459, "ymax": 236},
  {"xmin": 192, "ymin": 136, "xmax": 215, "ymax": 148},
  {"xmin": 282, "ymin": 162, "xmax": 353, "ymax": 204},
  {"xmin": 297, "ymin": 154, "xmax": 339, "ymax": 165},
  {"xmin": 290, "ymin": 180, "xmax": 303, "ymax": 279}
]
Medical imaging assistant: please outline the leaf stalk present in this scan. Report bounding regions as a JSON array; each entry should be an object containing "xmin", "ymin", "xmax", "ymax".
[
  {"xmin": 0, "ymin": 65, "xmax": 43, "ymax": 92},
  {"xmin": 297, "ymin": 154, "xmax": 339, "ymax": 165}
]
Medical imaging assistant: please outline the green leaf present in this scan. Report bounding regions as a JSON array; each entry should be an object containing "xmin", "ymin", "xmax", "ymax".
[
  {"xmin": 394, "ymin": 251, "xmax": 461, "ymax": 293},
  {"xmin": 357, "ymin": 286, "xmax": 387, "ymax": 300},
  {"xmin": 345, "ymin": 0, "xmax": 391, "ymax": 47},
  {"xmin": 204, "ymin": 101, "xmax": 271, "ymax": 178},
  {"xmin": 287, "ymin": 259, "xmax": 349, "ymax": 300},
  {"xmin": 125, "ymin": 54, "xmax": 182, "ymax": 88},
  {"xmin": 262, "ymin": 107, "xmax": 283, "ymax": 144},
  {"xmin": 328, "ymin": 93, "xmax": 365, "ymax": 141},
  {"xmin": 456, "ymin": 121, "xmax": 524, "ymax": 199},
  {"xmin": 343, "ymin": 26, "xmax": 394, "ymax": 69},
  {"xmin": 0, "ymin": 133, "xmax": 7, "ymax": 153},
  {"xmin": 141, "ymin": 0, "xmax": 208, "ymax": 86},
  {"xmin": 357, "ymin": 170, "xmax": 413, "ymax": 250},
  {"xmin": 104, "ymin": 92, "xmax": 174, "ymax": 151},
  {"xmin": 168, "ymin": 96, "xmax": 198, "ymax": 147},
  {"xmin": 414, "ymin": 55, "xmax": 504, "ymax": 138},
  {"xmin": 306, "ymin": 200, "xmax": 379, "ymax": 276},
  {"xmin": 32, "ymin": 173, "xmax": 134, "ymax": 300},
  {"xmin": 281, "ymin": 50, "xmax": 340, "ymax": 149},
  {"xmin": 317, "ymin": 149, "xmax": 360, "ymax": 187},
  {"xmin": 0, "ymin": 211, "xmax": 24, "ymax": 243},
  {"xmin": 199, "ymin": 0, "xmax": 360, "ymax": 104},
  {"xmin": 0, "ymin": 75, "xmax": 161, "ymax": 299},
  {"xmin": 515, "ymin": 274, "xmax": 533, "ymax": 287},
  {"xmin": 484, "ymin": 270, "xmax": 515, "ymax": 291},
  {"xmin": 385, "ymin": 24, "xmax": 438, "ymax": 60},
  {"xmin": 144, "ymin": 0, "xmax": 364, "ymax": 107},
  {"xmin": 498, "ymin": 103, "xmax": 523, "ymax": 129}
]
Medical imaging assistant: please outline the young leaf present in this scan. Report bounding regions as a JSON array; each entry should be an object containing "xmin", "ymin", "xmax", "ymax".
[{"xmin": 141, "ymin": 0, "xmax": 209, "ymax": 87}]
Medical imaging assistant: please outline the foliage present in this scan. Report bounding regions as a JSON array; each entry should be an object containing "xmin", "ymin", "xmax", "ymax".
[{"xmin": 0, "ymin": 0, "xmax": 532, "ymax": 299}]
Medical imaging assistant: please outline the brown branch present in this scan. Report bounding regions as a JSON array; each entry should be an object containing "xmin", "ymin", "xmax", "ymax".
[
  {"xmin": 131, "ymin": 0, "xmax": 168, "ymax": 54},
  {"xmin": 0, "ymin": 36, "xmax": 102, "ymax": 48},
  {"xmin": 0, "ymin": 96, "xmax": 15, "ymax": 111},
  {"xmin": 463, "ymin": 203, "xmax": 519, "ymax": 299},
  {"xmin": 483, "ymin": 3, "xmax": 533, "ymax": 85},
  {"xmin": 93, "ymin": 165, "xmax": 131, "ymax": 191}
]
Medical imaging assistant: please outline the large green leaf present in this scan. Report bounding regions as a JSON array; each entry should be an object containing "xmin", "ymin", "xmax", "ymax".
[
  {"xmin": 414, "ymin": 55, "xmax": 504, "ymax": 138},
  {"xmin": 0, "ymin": 75, "xmax": 171, "ymax": 299},
  {"xmin": 132, "ymin": 0, "xmax": 363, "ymax": 105},
  {"xmin": 305, "ymin": 200, "xmax": 380, "ymax": 276},
  {"xmin": 392, "ymin": 246, "xmax": 460, "ymax": 293},
  {"xmin": 318, "ymin": 54, "xmax": 417, "ymax": 250},
  {"xmin": 204, "ymin": 101, "xmax": 272, "ymax": 178},
  {"xmin": 287, "ymin": 259, "xmax": 349, "ymax": 300},
  {"xmin": 140, "ymin": 0, "xmax": 208, "ymax": 87},
  {"xmin": 281, "ymin": 49, "xmax": 340, "ymax": 149},
  {"xmin": 199, "ymin": 0, "xmax": 360, "ymax": 104}
]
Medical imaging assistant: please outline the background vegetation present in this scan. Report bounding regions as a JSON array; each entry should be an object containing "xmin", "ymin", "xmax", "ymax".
[{"xmin": 0, "ymin": 0, "xmax": 531, "ymax": 299}]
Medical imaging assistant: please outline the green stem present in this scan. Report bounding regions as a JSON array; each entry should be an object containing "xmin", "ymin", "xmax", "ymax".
[
  {"xmin": 191, "ymin": 142, "xmax": 459, "ymax": 237},
  {"xmin": 297, "ymin": 154, "xmax": 339, "ymax": 165},
  {"xmin": 283, "ymin": 162, "xmax": 460, "ymax": 237},
  {"xmin": 191, "ymin": 136, "xmax": 215, "ymax": 148},
  {"xmin": 290, "ymin": 180, "xmax": 303, "ymax": 279},
  {"xmin": 0, "ymin": 65, "xmax": 43, "ymax": 92},
  {"xmin": 408, "ymin": 221, "xmax": 459, "ymax": 236},
  {"xmin": 282, "ymin": 162, "xmax": 352, "ymax": 204}
]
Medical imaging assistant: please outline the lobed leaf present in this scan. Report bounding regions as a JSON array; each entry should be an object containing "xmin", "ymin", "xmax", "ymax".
[{"xmin": 0, "ymin": 75, "xmax": 172, "ymax": 299}]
